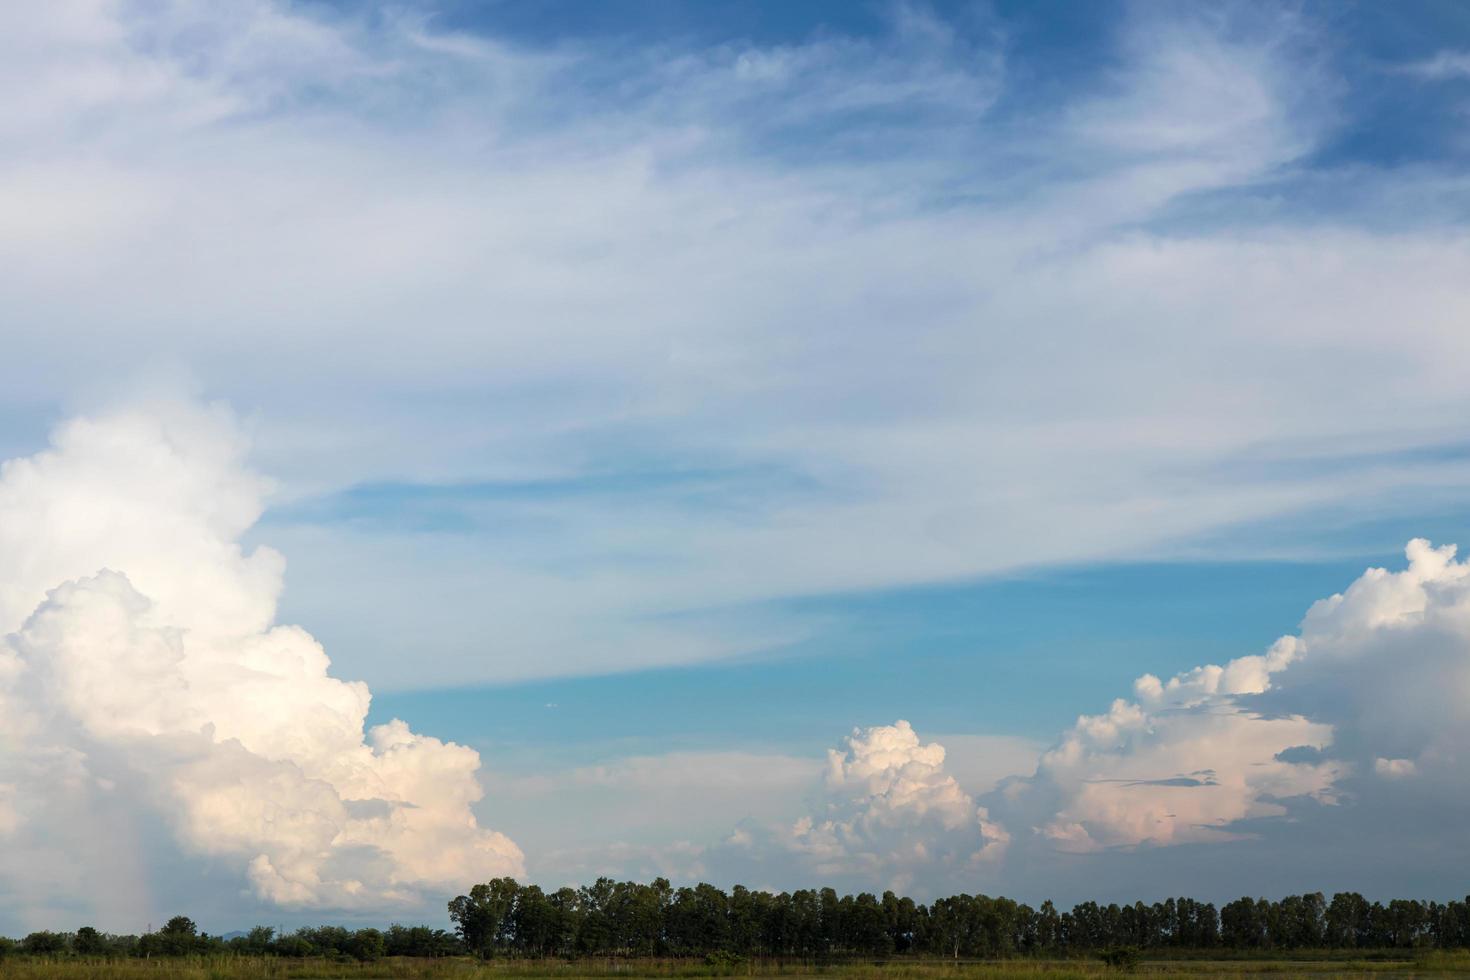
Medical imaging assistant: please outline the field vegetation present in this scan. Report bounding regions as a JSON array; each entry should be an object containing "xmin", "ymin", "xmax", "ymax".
[
  {"xmin": 4, "ymin": 954, "xmax": 1470, "ymax": 980},
  {"xmin": 5, "ymin": 878, "xmax": 1470, "ymax": 979}
]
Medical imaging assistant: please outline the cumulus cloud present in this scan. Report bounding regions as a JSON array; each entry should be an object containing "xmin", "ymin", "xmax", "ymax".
[
  {"xmin": 1024, "ymin": 690, "xmax": 1340, "ymax": 853},
  {"xmin": 1257, "ymin": 539, "xmax": 1470, "ymax": 791},
  {"xmin": 0, "ymin": 402, "xmax": 521, "ymax": 927},
  {"xmin": 989, "ymin": 539, "xmax": 1470, "ymax": 873},
  {"xmin": 715, "ymin": 721, "xmax": 1007, "ymax": 893}
]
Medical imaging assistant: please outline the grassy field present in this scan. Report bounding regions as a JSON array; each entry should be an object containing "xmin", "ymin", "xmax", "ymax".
[{"xmin": 4, "ymin": 955, "xmax": 1470, "ymax": 980}]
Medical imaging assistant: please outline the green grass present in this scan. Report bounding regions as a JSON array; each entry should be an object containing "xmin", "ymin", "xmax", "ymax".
[{"xmin": 4, "ymin": 955, "xmax": 1470, "ymax": 980}]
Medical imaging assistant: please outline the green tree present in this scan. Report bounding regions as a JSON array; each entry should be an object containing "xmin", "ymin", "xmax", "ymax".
[
  {"xmin": 345, "ymin": 928, "xmax": 386, "ymax": 962},
  {"xmin": 21, "ymin": 931, "xmax": 69, "ymax": 955},
  {"xmin": 1326, "ymin": 892, "xmax": 1372, "ymax": 948},
  {"xmin": 448, "ymin": 878, "xmax": 521, "ymax": 958}
]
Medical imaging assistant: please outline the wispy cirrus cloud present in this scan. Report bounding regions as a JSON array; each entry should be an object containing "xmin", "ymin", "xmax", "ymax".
[
  {"xmin": 1399, "ymin": 49, "xmax": 1470, "ymax": 81},
  {"xmin": 3, "ymin": 0, "xmax": 1470, "ymax": 695}
]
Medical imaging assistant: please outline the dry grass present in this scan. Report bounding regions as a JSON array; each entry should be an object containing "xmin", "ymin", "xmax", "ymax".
[{"xmin": 3, "ymin": 954, "xmax": 1469, "ymax": 980}]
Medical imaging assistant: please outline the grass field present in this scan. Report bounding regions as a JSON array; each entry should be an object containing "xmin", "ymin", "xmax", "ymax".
[{"xmin": 4, "ymin": 955, "xmax": 1470, "ymax": 980}]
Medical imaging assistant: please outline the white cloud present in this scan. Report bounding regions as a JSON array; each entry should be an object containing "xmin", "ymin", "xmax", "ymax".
[
  {"xmin": 1028, "ymin": 695, "xmax": 1340, "ymax": 853},
  {"xmin": 0, "ymin": 401, "xmax": 521, "ymax": 928},
  {"xmin": 1264, "ymin": 538, "xmax": 1470, "ymax": 781},
  {"xmin": 989, "ymin": 539, "xmax": 1470, "ymax": 872},
  {"xmin": 713, "ymin": 721, "xmax": 1009, "ymax": 893}
]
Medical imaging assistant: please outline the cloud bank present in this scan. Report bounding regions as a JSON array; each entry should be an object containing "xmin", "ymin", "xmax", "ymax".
[{"xmin": 0, "ymin": 403, "xmax": 521, "ymax": 929}]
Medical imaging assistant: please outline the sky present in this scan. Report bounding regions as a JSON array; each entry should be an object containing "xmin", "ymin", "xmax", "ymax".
[{"xmin": 3, "ymin": 0, "xmax": 1470, "ymax": 935}]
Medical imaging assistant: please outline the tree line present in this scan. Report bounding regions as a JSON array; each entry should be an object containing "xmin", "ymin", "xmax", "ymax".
[
  {"xmin": 0, "ymin": 917, "xmax": 458, "ymax": 961},
  {"xmin": 444, "ymin": 879, "xmax": 1470, "ymax": 957},
  {"xmin": 4, "ymin": 880, "xmax": 1470, "ymax": 960}
]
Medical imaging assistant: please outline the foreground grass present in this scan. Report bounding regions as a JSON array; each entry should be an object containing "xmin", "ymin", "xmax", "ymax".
[{"xmin": 4, "ymin": 955, "xmax": 1470, "ymax": 980}]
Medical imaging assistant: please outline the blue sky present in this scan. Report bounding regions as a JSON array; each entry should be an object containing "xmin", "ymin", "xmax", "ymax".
[
  {"xmin": 3, "ymin": 0, "xmax": 1470, "ymax": 933},
  {"xmin": 368, "ymin": 556, "xmax": 1365, "ymax": 754}
]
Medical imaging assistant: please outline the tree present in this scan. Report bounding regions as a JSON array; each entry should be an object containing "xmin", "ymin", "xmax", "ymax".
[
  {"xmin": 147, "ymin": 916, "xmax": 201, "ymax": 957},
  {"xmin": 21, "ymin": 932, "xmax": 69, "ymax": 955},
  {"xmin": 73, "ymin": 927, "xmax": 106, "ymax": 956},
  {"xmin": 548, "ymin": 887, "xmax": 582, "ymax": 955},
  {"xmin": 448, "ymin": 878, "xmax": 520, "ymax": 958},
  {"xmin": 1326, "ymin": 892, "xmax": 1372, "ymax": 948},
  {"xmin": 345, "ymin": 929, "xmax": 386, "ymax": 962},
  {"xmin": 273, "ymin": 935, "xmax": 315, "ymax": 957},
  {"xmin": 384, "ymin": 924, "xmax": 461, "ymax": 957},
  {"xmin": 10, "ymin": 876, "xmax": 1470, "ymax": 962},
  {"xmin": 1221, "ymin": 898, "xmax": 1267, "ymax": 949}
]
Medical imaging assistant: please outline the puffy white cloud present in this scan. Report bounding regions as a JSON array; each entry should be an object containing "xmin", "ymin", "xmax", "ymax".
[
  {"xmin": 716, "ymin": 721, "xmax": 1008, "ymax": 892},
  {"xmin": 1027, "ymin": 696, "xmax": 1339, "ymax": 853},
  {"xmin": 1263, "ymin": 539, "xmax": 1470, "ymax": 785},
  {"xmin": 993, "ymin": 539, "xmax": 1470, "ymax": 867},
  {"xmin": 0, "ymin": 402, "xmax": 521, "ymax": 926}
]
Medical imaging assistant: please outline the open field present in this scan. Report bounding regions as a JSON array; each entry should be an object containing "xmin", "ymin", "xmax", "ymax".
[{"xmin": 4, "ymin": 957, "xmax": 1470, "ymax": 980}]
